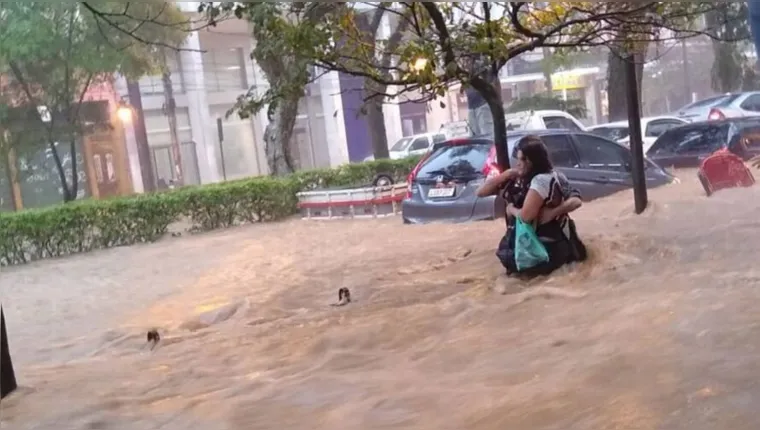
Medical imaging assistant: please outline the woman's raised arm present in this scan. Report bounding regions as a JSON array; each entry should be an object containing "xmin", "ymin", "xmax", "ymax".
[{"xmin": 477, "ymin": 169, "xmax": 519, "ymax": 198}]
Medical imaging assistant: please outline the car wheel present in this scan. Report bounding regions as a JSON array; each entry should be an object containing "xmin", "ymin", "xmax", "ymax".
[{"xmin": 372, "ymin": 173, "xmax": 394, "ymax": 188}]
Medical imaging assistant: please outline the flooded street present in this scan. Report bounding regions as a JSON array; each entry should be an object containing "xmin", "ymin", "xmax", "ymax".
[{"xmin": 4, "ymin": 171, "xmax": 760, "ymax": 429}]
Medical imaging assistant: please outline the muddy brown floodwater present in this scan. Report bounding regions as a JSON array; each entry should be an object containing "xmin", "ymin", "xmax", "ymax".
[{"xmin": 4, "ymin": 171, "xmax": 760, "ymax": 429}]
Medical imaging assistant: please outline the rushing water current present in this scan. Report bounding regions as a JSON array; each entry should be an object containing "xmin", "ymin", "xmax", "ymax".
[{"xmin": 4, "ymin": 171, "xmax": 760, "ymax": 429}]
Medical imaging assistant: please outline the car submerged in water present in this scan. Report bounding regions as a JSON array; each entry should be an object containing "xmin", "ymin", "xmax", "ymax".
[
  {"xmin": 646, "ymin": 117, "xmax": 760, "ymax": 168},
  {"xmin": 401, "ymin": 130, "xmax": 675, "ymax": 224}
]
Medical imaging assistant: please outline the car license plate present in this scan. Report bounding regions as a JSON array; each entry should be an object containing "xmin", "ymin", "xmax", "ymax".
[{"xmin": 428, "ymin": 187, "xmax": 455, "ymax": 198}]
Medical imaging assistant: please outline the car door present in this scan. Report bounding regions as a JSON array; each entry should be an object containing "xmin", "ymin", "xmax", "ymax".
[
  {"xmin": 648, "ymin": 124, "xmax": 728, "ymax": 168},
  {"xmin": 407, "ymin": 136, "xmax": 432, "ymax": 157},
  {"xmin": 568, "ymin": 133, "xmax": 633, "ymax": 200},
  {"xmin": 540, "ymin": 134, "xmax": 593, "ymax": 198}
]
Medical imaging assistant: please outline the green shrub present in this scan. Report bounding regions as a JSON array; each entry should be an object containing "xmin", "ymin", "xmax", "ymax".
[{"xmin": 0, "ymin": 156, "xmax": 421, "ymax": 265}]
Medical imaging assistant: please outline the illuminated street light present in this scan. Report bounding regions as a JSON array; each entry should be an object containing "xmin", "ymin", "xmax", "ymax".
[
  {"xmin": 117, "ymin": 103, "xmax": 132, "ymax": 123},
  {"xmin": 412, "ymin": 57, "xmax": 428, "ymax": 72}
]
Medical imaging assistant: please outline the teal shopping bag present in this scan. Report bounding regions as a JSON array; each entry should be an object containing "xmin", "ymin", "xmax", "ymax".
[{"xmin": 515, "ymin": 217, "xmax": 549, "ymax": 271}]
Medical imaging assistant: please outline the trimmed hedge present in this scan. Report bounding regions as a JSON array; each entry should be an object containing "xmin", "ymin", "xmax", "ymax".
[{"xmin": 0, "ymin": 157, "xmax": 421, "ymax": 265}]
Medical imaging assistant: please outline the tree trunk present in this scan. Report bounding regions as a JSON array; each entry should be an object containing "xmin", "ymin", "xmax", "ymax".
[
  {"xmin": 263, "ymin": 95, "xmax": 299, "ymax": 175},
  {"xmin": 1, "ymin": 307, "xmax": 17, "ymax": 400},
  {"xmin": 48, "ymin": 141, "xmax": 74, "ymax": 202},
  {"xmin": 126, "ymin": 80, "xmax": 155, "ymax": 191},
  {"xmin": 69, "ymin": 139, "xmax": 78, "ymax": 199},
  {"xmin": 161, "ymin": 51, "xmax": 183, "ymax": 185},
  {"xmin": 607, "ymin": 49, "xmax": 645, "ymax": 122},
  {"xmin": 543, "ymin": 47, "xmax": 554, "ymax": 94},
  {"xmin": 471, "ymin": 76, "xmax": 508, "ymax": 169}
]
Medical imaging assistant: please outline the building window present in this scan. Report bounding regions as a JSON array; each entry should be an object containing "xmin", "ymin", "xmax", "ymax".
[
  {"xmin": 105, "ymin": 153, "xmax": 115, "ymax": 182},
  {"xmin": 93, "ymin": 154, "xmax": 104, "ymax": 183},
  {"xmin": 202, "ymin": 47, "xmax": 247, "ymax": 92},
  {"xmin": 138, "ymin": 51, "xmax": 184, "ymax": 95}
]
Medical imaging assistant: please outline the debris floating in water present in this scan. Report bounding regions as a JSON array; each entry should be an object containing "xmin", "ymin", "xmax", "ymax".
[
  {"xmin": 146, "ymin": 330, "xmax": 160, "ymax": 350},
  {"xmin": 331, "ymin": 288, "xmax": 351, "ymax": 307}
]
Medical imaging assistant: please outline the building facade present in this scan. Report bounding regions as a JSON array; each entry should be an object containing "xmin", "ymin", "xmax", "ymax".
[
  {"xmin": 116, "ymin": 4, "xmax": 606, "ymax": 192},
  {"xmin": 115, "ymin": 13, "xmax": 351, "ymax": 190}
]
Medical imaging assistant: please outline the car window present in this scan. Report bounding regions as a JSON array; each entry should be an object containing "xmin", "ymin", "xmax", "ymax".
[
  {"xmin": 740, "ymin": 94, "xmax": 760, "ymax": 112},
  {"xmin": 416, "ymin": 144, "xmax": 491, "ymax": 178},
  {"xmin": 591, "ymin": 126, "xmax": 629, "ymax": 141},
  {"xmin": 542, "ymin": 134, "xmax": 580, "ymax": 168},
  {"xmin": 409, "ymin": 137, "xmax": 430, "ymax": 151},
  {"xmin": 682, "ymin": 126, "xmax": 730, "ymax": 153},
  {"xmin": 573, "ymin": 134, "xmax": 628, "ymax": 171},
  {"xmin": 679, "ymin": 95, "xmax": 732, "ymax": 111},
  {"xmin": 544, "ymin": 116, "xmax": 581, "ymax": 130},
  {"xmin": 648, "ymin": 129, "xmax": 682, "ymax": 155},
  {"xmin": 432, "ymin": 134, "xmax": 447, "ymax": 143},
  {"xmin": 390, "ymin": 137, "xmax": 412, "ymax": 152},
  {"xmin": 648, "ymin": 125, "xmax": 727, "ymax": 155},
  {"xmin": 713, "ymin": 93, "xmax": 743, "ymax": 108},
  {"xmin": 645, "ymin": 120, "xmax": 684, "ymax": 137}
]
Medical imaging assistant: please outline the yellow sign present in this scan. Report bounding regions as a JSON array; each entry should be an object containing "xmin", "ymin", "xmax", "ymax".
[{"xmin": 552, "ymin": 74, "xmax": 585, "ymax": 91}]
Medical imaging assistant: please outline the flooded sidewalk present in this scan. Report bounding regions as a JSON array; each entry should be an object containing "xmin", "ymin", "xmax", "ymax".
[{"xmin": 3, "ymin": 173, "xmax": 760, "ymax": 429}]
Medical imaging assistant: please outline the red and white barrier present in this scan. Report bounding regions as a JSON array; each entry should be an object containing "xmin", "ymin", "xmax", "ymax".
[{"xmin": 297, "ymin": 183, "xmax": 407, "ymax": 220}]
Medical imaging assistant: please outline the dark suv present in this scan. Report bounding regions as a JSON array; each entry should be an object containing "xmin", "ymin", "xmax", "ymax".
[{"xmin": 401, "ymin": 130, "xmax": 674, "ymax": 224}]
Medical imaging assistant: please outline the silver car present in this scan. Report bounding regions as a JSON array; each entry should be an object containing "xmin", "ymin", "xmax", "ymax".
[
  {"xmin": 401, "ymin": 130, "xmax": 674, "ymax": 224},
  {"xmin": 674, "ymin": 93, "xmax": 760, "ymax": 122}
]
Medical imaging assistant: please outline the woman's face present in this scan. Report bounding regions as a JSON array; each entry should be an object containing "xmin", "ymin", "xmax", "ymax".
[{"xmin": 516, "ymin": 150, "xmax": 531, "ymax": 176}]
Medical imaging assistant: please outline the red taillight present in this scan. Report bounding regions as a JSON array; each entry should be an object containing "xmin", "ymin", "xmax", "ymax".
[
  {"xmin": 708, "ymin": 108, "xmax": 725, "ymax": 121},
  {"xmin": 406, "ymin": 153, "xmax": 431, "ymax": 199},
  {"xmin": 482, "ymin": 145, "xmax": 501, "ymax": 178}
]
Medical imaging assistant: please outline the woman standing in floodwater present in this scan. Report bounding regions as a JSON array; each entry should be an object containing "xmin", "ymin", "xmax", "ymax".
[{"xmin": 477, "ymin": 135, "xmax": 587, "ymax": 276}]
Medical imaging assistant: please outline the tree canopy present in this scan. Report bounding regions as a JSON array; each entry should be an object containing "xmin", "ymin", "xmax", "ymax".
[
  {"xmin": 0, "ymin": 1, "xmax": 187, "ymax": 202},
  {"xmin": 212, "ymin": 2, "xmax": 722, "ymax": 167}
]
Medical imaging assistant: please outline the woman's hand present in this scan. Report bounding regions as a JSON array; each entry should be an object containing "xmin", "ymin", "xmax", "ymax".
[
  {"xmin": 506, "ymin": 203, "xmax": 519, "ymax": 219},
  {"xmin": 539, "ymin": 197, "xmax": 582, "ymax": 224}
]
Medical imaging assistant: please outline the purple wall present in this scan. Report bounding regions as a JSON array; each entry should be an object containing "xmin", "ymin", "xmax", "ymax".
[{"xmin": 338, "ymin": 73, "xmax": 372, "ymax": 162}]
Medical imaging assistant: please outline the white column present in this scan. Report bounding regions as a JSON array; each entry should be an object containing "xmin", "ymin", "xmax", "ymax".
[
  {"xmin": 180, "ymin": 32, "xmax": 220, "ymax": 183},
  {"xmin": 319, "ymin": 70, "xmax": 349, "ymax": 166},
  {"xmin": 114, "ymin": 76, "xmax": 144, "ymax": 193},
  {"xmin": 249, "ymin": 46, "xmax": 271, "ymax": 175},
  {"xmin": 378, "ymin": 17, "xmax": 403, "ymax": 149},
  {"xmin": 383, "ymin": 96, "xmax": 403, "ymax": 149}
]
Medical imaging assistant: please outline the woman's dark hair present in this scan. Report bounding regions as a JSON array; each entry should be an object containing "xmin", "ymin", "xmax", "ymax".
[{"xmin": 517, "ymin": 135, "xmax": 553, "ymax": 180}]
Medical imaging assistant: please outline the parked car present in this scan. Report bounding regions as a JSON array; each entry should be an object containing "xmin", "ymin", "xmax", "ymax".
[
  {"xmin": 588, "ymin": 116, "xmax": 687, "ymax": 153},
  {"xmin": 402, "ymin": 130, "xmax": 674, "ymax": 224},
  {"xmin": 673, "ymin": 92, "xmax": 760, "ymax": 122},
  {"xmin": 646, "ymin": 117, "xmax": 760, "ymax": 168},
  {"xmin": 364, "ymin": 132, "xmax": 449, "ymax": 162},
  {"xmin": 703, "ymin": 91, "xmax": 760, "ymax": 121},
  {"xmin": 673, "ymin": 94, "xmax": 737, "ymax": 122},
  {"xmin": 504, "ymin": 110, "xmax": 586, "ymax": 132}
]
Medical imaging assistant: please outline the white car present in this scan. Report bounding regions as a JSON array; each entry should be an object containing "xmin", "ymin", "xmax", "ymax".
[
  {"xmin": 364, "ymin": 132, "xmax": 449, "ymax": 162},
  {"xmin": 504, "ymin": 110, "xmax": 586, "ymax": 132},
  {"xmin": 588, "ymin": 116, "xmax": 687, "ymax": 153}
]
